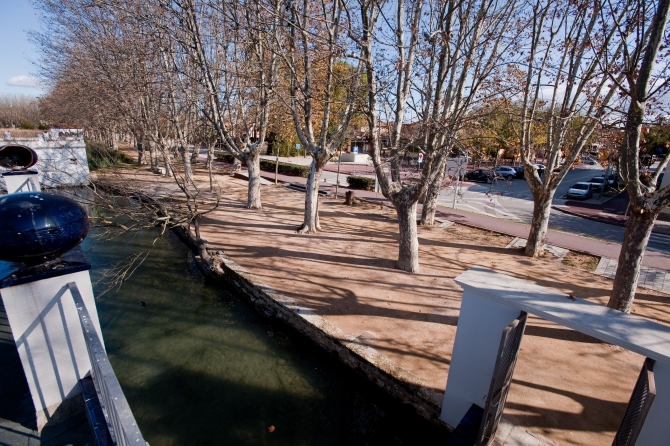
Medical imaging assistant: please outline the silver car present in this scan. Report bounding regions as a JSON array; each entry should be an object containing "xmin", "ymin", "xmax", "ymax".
[{"xmin": 567, "ymin": 182, "xmax": 594, "ymax": 199}]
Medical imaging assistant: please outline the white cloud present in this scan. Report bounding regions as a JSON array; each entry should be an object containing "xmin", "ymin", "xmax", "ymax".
[{"xmin": 6, "ymin": 75, "xmax": 40, "ymax": 88}]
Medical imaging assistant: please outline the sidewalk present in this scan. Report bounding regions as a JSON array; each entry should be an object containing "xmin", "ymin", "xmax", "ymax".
[{"xmin": 245, "ymin": 163, "xmax": 670, "ymax": 273}]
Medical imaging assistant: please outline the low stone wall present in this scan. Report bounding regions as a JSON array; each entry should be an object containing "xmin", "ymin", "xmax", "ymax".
[{"xmin": 172, "ymin": 224, "xmax": 448, "ymax": 427}]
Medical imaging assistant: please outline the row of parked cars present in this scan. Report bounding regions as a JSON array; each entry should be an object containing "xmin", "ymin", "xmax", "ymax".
[
  {"xmin": 464, "ymin": 164, "xmax": 546, "ymax": 182},
  {"xmin": 566, "ymin": 175, "xmax": 616, "ymax": 199}
]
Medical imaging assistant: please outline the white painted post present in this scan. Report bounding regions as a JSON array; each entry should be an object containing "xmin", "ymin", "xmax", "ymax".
[
  {"xmin": 441, "ymin": 289, "xmax": 521, "ymax": 427},
  {"xmin": 636, "ymin": 361, "xmax": 670, "ymax": 444},
  {"xmin": 2, "ymin": 171, "xmax": 41, "ymax": 193},
  {"xmin": 0, "ymin": 269, "xmax": 103, "ymax": 429},
  {"xmin": 445, "ymin": 267, "xmax": 670, "ymax": 444}
]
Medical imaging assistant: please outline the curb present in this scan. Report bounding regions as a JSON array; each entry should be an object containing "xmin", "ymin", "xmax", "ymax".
[{"xmin": 552, "ymin": 205, "xmax": 670, "ymax": 235}]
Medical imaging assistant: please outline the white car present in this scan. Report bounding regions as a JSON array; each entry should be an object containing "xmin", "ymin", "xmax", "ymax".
[
  {"xmin": 491, "ymin": 166, "xmax": 517, "ymax": 180},
  {"xmin": 567, "ymin": 182, "xmax": 594, "ymax": 199}
]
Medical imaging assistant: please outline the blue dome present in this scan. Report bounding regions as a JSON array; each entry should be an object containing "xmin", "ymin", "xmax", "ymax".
[{"xmin": 0, "ymin": 192, "xmax": 89, "ymax": 264}]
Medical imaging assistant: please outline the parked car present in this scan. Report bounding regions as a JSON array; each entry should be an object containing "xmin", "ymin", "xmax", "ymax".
[
  {"xmin": 491, "ymin": 166, "xmax": 517, "ymax": 180},
  {"xmin": 514, "ymin": 166, "xmax": 525, "ymax": 179},
  {"xmin": 589, "ymin": 176, "xmax": 606, "ymax": 192},
  {"xmin": 584, "ymin": 157, "xmax": 598, "ymax": 165},
  {"xmin": 606, "ymin": 172, "xmax": 618, "ymax": 187},
  {"xmin": 465, "ymin": 169, "xmax": 492, "ymax": 182},
  {"xmin": 567, "ymin": 182, "xmax": 594, "ymax": 199},
  {"xmin": 524, "ymin": 164, "xmax": 545, "ymax": 177}
]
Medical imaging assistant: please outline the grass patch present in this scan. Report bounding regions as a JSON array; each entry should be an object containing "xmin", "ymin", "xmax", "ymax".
[{"xmin": 562, "ymin": 251, "xmax": 600, "ymax": 272}]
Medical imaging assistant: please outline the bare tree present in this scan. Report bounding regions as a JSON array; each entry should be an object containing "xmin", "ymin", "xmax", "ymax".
[
  {"xmin": 515, "ymin": 0, "xmax": 629, "ymax": 257},
  {"xmin": 358, "ymin": 0, "xmax": 521, "ymax": 271},
  {"xmin": 173, "ymin": 0, "xmax": 280, "ymax": 209},
  {"xmin": 606, "ymin": 0, "xmax": 670, "ymax": 312},
  {"xmin": 276, "ymin": 0, "xmax": 363, "ymax": 233}
]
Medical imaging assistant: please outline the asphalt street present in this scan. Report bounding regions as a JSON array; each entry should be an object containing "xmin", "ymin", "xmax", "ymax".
[{"xmin": 436, "ymin": 163, "xmax": 670, "ymax": 254}]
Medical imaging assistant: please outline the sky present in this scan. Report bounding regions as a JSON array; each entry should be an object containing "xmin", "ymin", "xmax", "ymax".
[{"xmin": 0, "ymin": 0, "xmax": 44, "ymax": 97}]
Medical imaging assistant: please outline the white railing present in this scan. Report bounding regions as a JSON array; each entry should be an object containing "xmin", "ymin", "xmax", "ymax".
[{"xmin": 68, "ymin": 282, "xmax": 147, "ymax": 446}]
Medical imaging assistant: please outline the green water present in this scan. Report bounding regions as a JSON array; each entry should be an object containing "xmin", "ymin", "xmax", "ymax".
[{"xmin": 81, "ymin": 229, "xmax": 448, "ymax": 445}]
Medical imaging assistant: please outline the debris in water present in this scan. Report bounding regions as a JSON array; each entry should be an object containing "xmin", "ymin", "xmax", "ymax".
[
  {"xmin": 268, "ymin": 425, "xmax": 276, "ymax": 433},
  {"xmin": 139, "ymin": 300, "xmax": 147, "ymax": 307}
]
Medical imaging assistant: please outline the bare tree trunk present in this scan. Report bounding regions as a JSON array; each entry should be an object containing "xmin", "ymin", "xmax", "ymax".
[
  {"xmin": 608, "ymin": 208, "xmax": 657, "ymax": 312},
  {"xmin": 149, "ymin": 142, "xmax": 158, "ymax": 172},
  {"xmin": 396, "ymin": 201, "xmax": 419, "ymax": 272},
  {"xmin": 524, "ymin": 191, "xmax": 554, "ymax": 256},
  {"xmin": 245, "ymin": 151, "xmax": 262, "ymax": 209},
  {"xmin": 231, "ymin": 157, "xmax": 242, "ymax": 174},
  {"xmin": 298, "ymin": 160, "xmax": 324, "ymax": 233},
  {"xmin": 190, "ymin": 144, "xmax": 199, "ymax": 165},
  {"xmin": 206, "ymin": 142, "xmax": 215, "ymax": 192},
  {"xmin": 420, "ymin": 155, "xmax": 446, "ymax": 225},
  {"xmin": 179, "ymin": 145, "xmax": 193, "ymax": 183},
  {"xmin": 180, "ymin": 145, "xmax": 193, "ymax": 183},
  {"xmin": 137, "ymin": 140, "xmax": 145, "ymax": 164},
  {"xmin": 162, "ymin": 150, "xmax": 173, "ymax": 177}
]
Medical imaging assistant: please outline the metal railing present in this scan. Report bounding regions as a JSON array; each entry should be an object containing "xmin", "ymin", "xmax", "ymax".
[{"xmin": 67, "ymin": 282, "xmax": 147, "ymax": 446}]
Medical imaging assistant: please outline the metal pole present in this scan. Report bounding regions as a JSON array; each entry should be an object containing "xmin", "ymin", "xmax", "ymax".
[
  {"xmin": 335, "ymin": 152, "xmax": 341, "ymax": 198},
  {"xmin": 275, "ymin": 147, "xmax": 279, "ymax": 185}
]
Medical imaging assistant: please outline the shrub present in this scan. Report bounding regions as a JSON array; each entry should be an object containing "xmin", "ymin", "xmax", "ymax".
[
  {"xmin": 347, "ymin": 175, "xmax": 375, "ymax": 191},
  {"xmin": 214, "ymin": 151, "xmax": 236, "ymax": 163},
  {"xmin": 259, "ymin": 159, "xmax": 310, "ymax": 177},
  {"xmin": 86, "ymin": 140, "xmax": 134, "ymax": 171}
]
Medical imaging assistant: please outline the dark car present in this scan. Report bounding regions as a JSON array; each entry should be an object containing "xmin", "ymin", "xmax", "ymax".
[
  {"xmin": 524, "ymin": 164, "xmax": 545, "ymax": 178},
  {"xmin": 589, "ymin": 176, "xmax": 606, "ymax": 192},
  {"xmin": 514, "ymin": 166, "xmax": 525, "ymax": 179},
  {"xmin": 465, "ymin": 169, "xmax": 492, "ymax": 182}
]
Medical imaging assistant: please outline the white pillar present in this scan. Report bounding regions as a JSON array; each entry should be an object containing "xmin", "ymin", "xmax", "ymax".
[
  {"xmin": 440, "ymin": 287, "xmax": 522, "ymax": 427},
  {"xmin": 635, "ymin": 361, "xmax": 670, "ymax": 444},
  {"xmin": 2, "ymin": 171, "xmax": 41, "ymax": 193},
  {"xmin": 0, "ymin": 268, "xmax": 103, "ymax": 429}
]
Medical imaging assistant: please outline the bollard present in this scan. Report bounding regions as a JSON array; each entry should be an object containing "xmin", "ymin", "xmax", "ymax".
[{"xmin": 345, "ymin": 190, "xmax": 355, "ymax": 205}]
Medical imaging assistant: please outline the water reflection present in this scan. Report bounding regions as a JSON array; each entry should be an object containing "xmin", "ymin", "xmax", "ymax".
[{"xmin": 82, "ymin": 228, "xmax": 448, "ymax": 445}]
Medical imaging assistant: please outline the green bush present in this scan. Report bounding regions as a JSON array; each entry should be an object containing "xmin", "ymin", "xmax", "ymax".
[
  {"xmin": 259, "ymin": 159, "xmax": 310, "ymax": 177},
  {"xmin": 347, "ymin": 175, "xmax": 375, "ymax": 191},
  {"xmin": 214, "ymin": 151, "xmax": 236, "ymax": 163},
  {"xmin": 86, "ymin": 140, "xmax": 134, "ymax": 171}
]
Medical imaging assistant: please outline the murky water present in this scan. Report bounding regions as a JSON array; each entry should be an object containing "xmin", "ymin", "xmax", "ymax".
[{"xmin": 81, "ymin": 228, "xmax": 448, "ymax": 445}]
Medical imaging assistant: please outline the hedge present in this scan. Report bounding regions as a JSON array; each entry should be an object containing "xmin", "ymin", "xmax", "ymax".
[
  {"xmin": 347, "ymin": 175, "xmax": 375, "ymax": 191},
  {"xmin": 259, "ymin": 159, "xmax": 310, "ymax": 177},
  {"xmin": 86, "ymin": 140, "xmax": 135, "ymax": 171},
  {"xmin": 214, "ymin": 151, "xmax": 236, "ymax": 163}
]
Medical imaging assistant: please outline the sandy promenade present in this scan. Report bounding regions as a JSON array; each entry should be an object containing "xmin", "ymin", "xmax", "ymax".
[{"xmin": 104, "ymin": 164, "xmax": 670, "ymax": 446}]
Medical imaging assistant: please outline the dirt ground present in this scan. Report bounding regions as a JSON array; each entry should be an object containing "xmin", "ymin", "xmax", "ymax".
[{"xmin": 103, "ymin": 164, "xmax": 670, "ymax": 446}]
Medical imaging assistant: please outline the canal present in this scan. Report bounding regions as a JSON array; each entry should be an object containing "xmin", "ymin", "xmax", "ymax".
[{"xmin": 81, "ymin": 227, "xmax": 448, "ymax": 445}]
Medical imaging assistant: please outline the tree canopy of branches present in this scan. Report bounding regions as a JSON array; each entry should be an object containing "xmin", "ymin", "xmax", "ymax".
[
  {"xmin": 358, "ymin": 0, "xmax": 523, "ymax": 272},
  {"xmin": 605, "ymin": 0, "xmax": 670, "ymax": 312}
]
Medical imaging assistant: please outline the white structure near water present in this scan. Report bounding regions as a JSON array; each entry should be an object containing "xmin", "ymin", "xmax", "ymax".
[
  {"xmin": 443, "ymin": 267, "xmax": 670, "ymax": 445},
  {"xmin": 0, "ymin": 134, "xmax": 90, "ymax": 190}
]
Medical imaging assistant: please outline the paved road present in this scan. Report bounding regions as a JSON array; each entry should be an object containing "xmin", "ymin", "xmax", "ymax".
[{"xmin": 436, "ymin": 164, "xmax": 670, "ymax": 254}]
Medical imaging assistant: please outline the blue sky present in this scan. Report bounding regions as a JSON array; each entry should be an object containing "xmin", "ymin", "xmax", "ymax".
[{"xmin": 0, "ymin": 0, "xmax": 44, "ymax": 97}]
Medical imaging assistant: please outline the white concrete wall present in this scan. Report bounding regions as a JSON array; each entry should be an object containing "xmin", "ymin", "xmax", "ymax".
[
  {"xmin": 0, "ymin": 271, "xmax": 103, "ymax": 423},
  {"xmin": 0, "ymin": 137, "xmax": 90, "ymax": 190}
]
